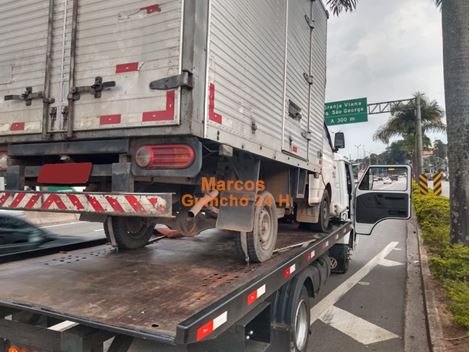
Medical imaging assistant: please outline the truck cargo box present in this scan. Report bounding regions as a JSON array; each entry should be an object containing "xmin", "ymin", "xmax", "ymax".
[{"xmin": 0, "ymin": 0, "xmax": 328, "ymax": 171}]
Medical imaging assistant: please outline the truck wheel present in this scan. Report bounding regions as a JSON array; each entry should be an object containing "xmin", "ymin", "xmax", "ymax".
[
  {"xmin": 289, "ymin": 287, "xmax": 311, "ymax": 352},
  {"xmin": 329, "ymin": 244, "xmax": 350, "ymax": 274},
  {"xmin": 310, "ymin": 191, "xmax": 330, "ymax": 232},
  {"xmin": 235, "ymin": 191, "xmax": 278, "ymax": 263},
  {"xmin": 106, "ymin": 216, "xmax": 154, "ymax": 249}
]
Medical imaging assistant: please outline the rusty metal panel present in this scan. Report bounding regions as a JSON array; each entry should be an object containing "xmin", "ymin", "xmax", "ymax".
[{"xmin": 0, "ymin": 224, "xmax": 352, "ymax": 344}]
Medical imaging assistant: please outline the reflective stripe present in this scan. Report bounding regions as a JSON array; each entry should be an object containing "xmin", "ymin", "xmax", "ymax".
[
  {"xmin": 196, "ymin": 311, "xmax": 228, "ymax": 341},
  {"xmin": 247, "ymin": 284, "xmax": 266, "ymax": 305},
  {"xmin": 0, "ymin": 191, "xmax": 171, "ymax": 217}
]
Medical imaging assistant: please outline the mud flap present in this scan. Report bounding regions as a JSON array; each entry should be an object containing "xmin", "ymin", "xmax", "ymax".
[{"xmin": 216, "ymin": 155, "xmax": 260, "ymax": 232}]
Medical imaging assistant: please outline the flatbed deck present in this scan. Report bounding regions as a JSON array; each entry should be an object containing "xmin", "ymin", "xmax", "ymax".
[{"xmin": 0, "ymin": 222, "xmax": 352, "ymax": 345}]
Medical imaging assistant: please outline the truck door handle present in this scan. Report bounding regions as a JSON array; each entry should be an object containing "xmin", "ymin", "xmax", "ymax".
[
  {"xmin": 4, "ymin": 87, "xmax": 54, "ymax": 106},
  {"xmin": 68, "ymin": 76, "xmax": 116, "ymax": 101}
]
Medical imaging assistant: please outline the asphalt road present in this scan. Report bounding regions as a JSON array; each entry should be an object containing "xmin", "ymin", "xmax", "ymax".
[
  {"xmin": 308, "ymin": 219, "xmax": 409, "ymax": 352},
  {"xmin": 41, "ymin": 220, "xmax": 104, "ymax": 238}
]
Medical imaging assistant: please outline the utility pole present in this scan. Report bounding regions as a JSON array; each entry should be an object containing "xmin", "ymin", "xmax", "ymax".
[
  {"xmin": 355, "ymin": 144, "xmax": 362, "ymax": 160},
  {"xmin": 415, "ymin": 95, "xmax": 424, "ymax": 180}
]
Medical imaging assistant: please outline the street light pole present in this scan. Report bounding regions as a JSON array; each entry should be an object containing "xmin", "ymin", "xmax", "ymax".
[
  {"xmin": 416, "ymin": 95, "xmax": 424, "ymax": 180},
  {"xmin": 355, "ymin": 144, "xmax": 362, "ymax": 160}
]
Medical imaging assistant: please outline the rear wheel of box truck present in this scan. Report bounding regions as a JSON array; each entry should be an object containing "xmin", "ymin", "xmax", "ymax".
[
  {"xmin": 105, "ymin": 216, "xmax": 155, "ymax": 250},
  {"xmin": 235, "ymin": 191, "xmax": 278, "ymax": 263}
]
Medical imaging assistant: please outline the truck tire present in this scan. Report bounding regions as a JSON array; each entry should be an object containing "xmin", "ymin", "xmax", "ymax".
[
  {"xmin": 289, "ymin": 287, "xmax": 311, "ymax": 352},
  {"xmin": 106, "ymin": 216, "xmax": 154, "ymax": 249},
  {"xmin": 329, "ymin": 244, "xmax": 350, "ymax": 274},
  {"xmin": 310, "ymin": 191, "xmax": 330, "ymax": 232},
  {"xmin": 235, "ymin": 191, "xmax": 278, "ymax": 263}
]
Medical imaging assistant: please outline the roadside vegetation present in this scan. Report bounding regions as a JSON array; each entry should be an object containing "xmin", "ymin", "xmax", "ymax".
[{"xmin": 412, "ymin": 183, "xmax": 469, "ymax": 328}]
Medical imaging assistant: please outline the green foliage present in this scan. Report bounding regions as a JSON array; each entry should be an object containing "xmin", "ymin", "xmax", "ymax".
[
  {"xmin": 374, "ymin": 93, "xmax": 446, "ymax": 154},
  {"xmin": 412, "ymin": 182, "xmax": 469, "ymax": 329},
  {"xmin": 444, "ymin": 279, "xmax": 469, "ymax": 328}
]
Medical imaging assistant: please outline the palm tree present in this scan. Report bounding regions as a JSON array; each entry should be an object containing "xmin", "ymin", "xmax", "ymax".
[
  {"xmin": 440, "ymin": 0, "xmax": 469, "ymax": 246},
  {"xmin": 327, "ymin": 0, "xmax": 469, "ymax": 246},
  {"xmin": 373, "ymin": 93, "xmax": 445, "ymax": 176},
  {"xmin": 374, "ymin": 93, "xmax": 445, "ymax": 145}
]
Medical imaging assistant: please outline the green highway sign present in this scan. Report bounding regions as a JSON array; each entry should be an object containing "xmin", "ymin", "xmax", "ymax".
[{"xmin": 325, "ymin": 97, "xmax": 368, "ymax": 126}]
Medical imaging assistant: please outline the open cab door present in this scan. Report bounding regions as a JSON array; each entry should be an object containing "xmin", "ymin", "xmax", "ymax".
[{"xmin": 354, "ymin": 165, "xmax": 412, "ymax": 235}]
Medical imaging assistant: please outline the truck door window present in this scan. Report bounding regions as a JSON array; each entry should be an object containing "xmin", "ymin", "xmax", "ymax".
[{"xmin": 359, "ymin": 167, "xmax": 408, "ymax": 192}]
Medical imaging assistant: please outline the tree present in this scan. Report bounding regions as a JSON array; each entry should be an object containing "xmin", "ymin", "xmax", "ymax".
[
  {"xmin": 387, "ymin": 141, "xmax": 409, "ymax": 164},
  {"xmin": 433, "ymin": 139, "xmax": 447, "ymax": 159},
  {"xmin": 440, "ymin": 0, "xmax": 469, "ymax": 246},
  {"xmin": 373, "ymin": 93, "xmax": 445, "ymax": 174},
  {"xmin": 327, "ymin": 0, "xmax": 468, "ymax": 246}
]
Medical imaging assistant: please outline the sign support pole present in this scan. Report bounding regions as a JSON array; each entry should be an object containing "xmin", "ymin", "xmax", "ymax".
[{"xmin": 416, "ymin": 95, "xmax": 424, "ymax": 181}]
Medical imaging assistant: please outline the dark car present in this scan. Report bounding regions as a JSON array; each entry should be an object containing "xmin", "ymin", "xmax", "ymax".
[
  {"xmin": 390, "ymin": 175, "xmax": 399, "ymax": 181},
  {"xmin": 0, "ymin": 212, "xmax": 53, "ymax": 254}
]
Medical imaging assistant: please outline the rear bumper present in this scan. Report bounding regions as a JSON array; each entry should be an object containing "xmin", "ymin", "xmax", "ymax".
[{"xmin": 0, "ymin": 191, "xmax": 173, "ymax": 218}]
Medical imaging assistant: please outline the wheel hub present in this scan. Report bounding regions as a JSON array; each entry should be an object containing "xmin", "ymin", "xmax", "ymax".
[
  {"xmin": 258, "ymin": 208, "xmax": 273, "ymax": 250},
  {"xmin": 294, "ymin": 299, "xmax": 309, "ymax": 350}
]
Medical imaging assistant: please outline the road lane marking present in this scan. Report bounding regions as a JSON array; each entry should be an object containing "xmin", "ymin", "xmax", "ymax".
[
  {"xmin": 310, "ymin": 241, "xmax": 399, "ymax": 323},
  {"xmin": 379, "ymin": 258, "xmax": 404, "ymax": 267},
  {"xmin": 320, "ymin": 306, "xmax": 399, "ymax": 345},
  {"xmin": 40, "ymin": 221, "xmax": 81, "ymax": 229}
]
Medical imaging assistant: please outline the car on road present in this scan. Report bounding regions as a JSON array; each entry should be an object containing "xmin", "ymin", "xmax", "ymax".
[
  {"xmin": 390, "ymin": 175, "xmax": 399, "ymax": 181},
  {"xmin": 0, "ymin": 213, "xmax": 53, "ymax": 254},
  {"xmin": 383, "ymin": 177, "xmax": 393, "ymax": 184}
]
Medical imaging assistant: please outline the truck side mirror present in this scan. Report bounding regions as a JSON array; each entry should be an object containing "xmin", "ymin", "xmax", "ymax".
[{"xmin": 334, "ymin": 132, "xmax": 345, "ymax": 149}]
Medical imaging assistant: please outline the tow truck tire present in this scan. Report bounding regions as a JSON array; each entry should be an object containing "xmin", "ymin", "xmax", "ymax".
[
  {"xmin": 310, "ymin": 191, "xmax": 330, "ymax": 232},
  {"xmin": 235, "ymin": 191, "xmax": 278, "ymax": 263},
  {"xmin": 106, "ymin": 216, "xmax": 154, "ymax": 249},
  {"xmin": 329, "ymin": 244, "xmax": 350, "ymax": 274},
  {"xmin": 289, "ymin": 287, "xmax": 311, "ymax": 352}
]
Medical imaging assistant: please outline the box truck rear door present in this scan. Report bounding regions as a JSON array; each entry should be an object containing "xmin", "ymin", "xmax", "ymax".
[
  {"xmin": 68, "ymin": 1, "xmax": 184, "ymax": 133},
  {"xmin": 0, "ymin": 0, "xmax": 51, "ymax": 136},
  {"xmin": 354, "ymin": 165, "xmax": 412, "ymax": 235}
]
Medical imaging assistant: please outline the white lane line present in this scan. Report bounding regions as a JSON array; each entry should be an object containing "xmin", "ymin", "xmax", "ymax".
[
  {"xmin": 40, "ymin": 222, "xmax": 81, "ymax": 229},
  {"xmin": 310, "ymin": 241, "xmax": 399, "ymax": 323},
  {"xmin": 94, "ymin": 228, "xmax": 104, "ymax": 232},
  {"xmin": 320, "ymin": 306, "xmax": 399, "ymax": 345},
  {"xmin": 379, "ymin": 258, "xmax": 404, "ymax": 267}
]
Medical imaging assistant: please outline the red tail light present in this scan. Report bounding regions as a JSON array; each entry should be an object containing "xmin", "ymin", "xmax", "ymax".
[{"xmin": 135, "ymin": 145, "xmax": 195, "ymax": 169}]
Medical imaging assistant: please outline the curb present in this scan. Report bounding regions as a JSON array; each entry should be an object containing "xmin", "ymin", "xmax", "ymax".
[
  {"xmin": 405, "ymin": 220, "xmax": 431, "ymax": 352},
  {"xmin": 413, "ymin": 216, "xmax": 446, "ymax": 352}
]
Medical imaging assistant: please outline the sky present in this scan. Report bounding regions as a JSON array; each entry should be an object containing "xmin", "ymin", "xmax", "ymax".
[{"xmin": 324, "ymin": 0, "xmax": 447, "ymax": 160}]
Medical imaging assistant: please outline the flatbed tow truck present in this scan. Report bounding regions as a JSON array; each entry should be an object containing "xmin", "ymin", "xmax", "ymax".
[
  {"xmin": 0, "ymin": 222, "xmax": 349, "ymax": 352},
  {"xmin": 0, "ymin": 164, "xmax": 412, "ymax": 352}
]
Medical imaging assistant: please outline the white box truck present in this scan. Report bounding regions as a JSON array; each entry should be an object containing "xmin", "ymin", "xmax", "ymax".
[
  {"xmin": 0, "ymin": 0, "xmax": 348, "ymax": 262},
  {"xmin": 0, "ymin": 0, "xmax": 411, "ymax": 263}
]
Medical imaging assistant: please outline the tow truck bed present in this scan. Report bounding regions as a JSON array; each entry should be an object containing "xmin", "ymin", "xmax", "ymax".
[{"xmin": 0, "ymin": 222, "xmax": 351, "ymax": 346}]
